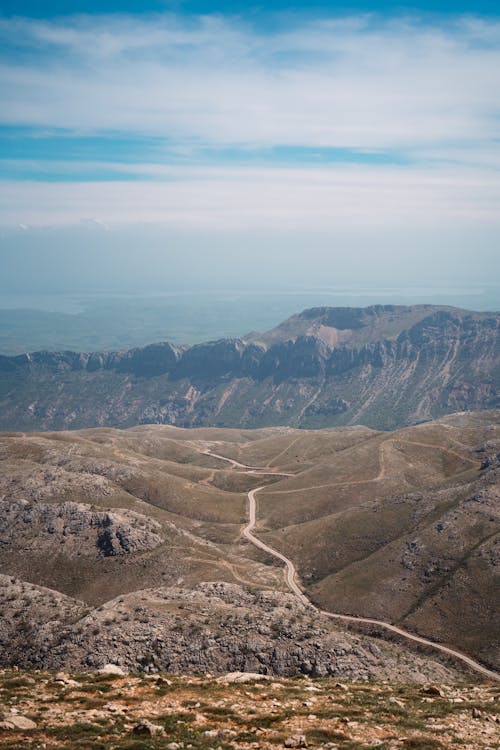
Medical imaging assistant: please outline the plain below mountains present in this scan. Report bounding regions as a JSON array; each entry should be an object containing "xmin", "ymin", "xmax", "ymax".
[{"xmin": 0, "ymin": 304, "xmax": 498, "ymax": 432}]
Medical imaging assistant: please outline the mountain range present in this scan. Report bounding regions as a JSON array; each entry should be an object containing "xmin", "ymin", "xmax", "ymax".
[{"xmin": 0, "ymin": 304, "xmax": 498, "ymax": 432}]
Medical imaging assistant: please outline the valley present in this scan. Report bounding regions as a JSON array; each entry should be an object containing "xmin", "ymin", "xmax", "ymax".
[{"xmin": 0, "ymin": 410, "xmax": 498, "ymax": 680}]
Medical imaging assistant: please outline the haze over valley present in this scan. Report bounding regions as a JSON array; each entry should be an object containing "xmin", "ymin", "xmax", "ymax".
[{"xmin": 1, "ymin": 285, "xmax": 498, "ymax": 356}]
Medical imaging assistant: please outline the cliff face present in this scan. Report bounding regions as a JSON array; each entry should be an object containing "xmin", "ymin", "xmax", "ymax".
[{"xmin": 0, "ymin": 305, "xmax": 498, "ymax": 431}]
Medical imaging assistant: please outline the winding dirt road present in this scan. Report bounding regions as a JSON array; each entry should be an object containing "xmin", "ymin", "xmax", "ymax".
[
  {"xmin": 201, "ymin": 449, "xmax": 293, "ymax": 477},
  {"xmin": 205, "ymin": 447, "xmax": 500, "ymax": 682},
  {"xmin": 244, "ymin": 487, "xmax": 310, "ymax": 608},
  {"xmin": 245, "ymin": 485, "xmax": 500, "ymax": 681}
]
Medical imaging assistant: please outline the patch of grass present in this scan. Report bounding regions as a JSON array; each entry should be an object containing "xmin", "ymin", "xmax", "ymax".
[
  {"xmin": 115, "ymin": 742, "xmax": 166, "ymax": 750},
  {"xmin": 45, "ymin": 721, "xmax": 111, "ymax": 741},
  {"xmin": 72, "ymin": 695, "xmax": 109, "ymax": 709},
  {"xmin": 159, "ymin": 711, "xmax": 194, "ymax": 729},
  {"xmin": 401, "ymin": 738, "xmax": 445, "ymax": 750},
  {"xmin": 241, "ymin": 711, "xmax": 292, "ymax": 728},
  {"xmin": 233, "ymin": 730, "xmax": 258, "ymax": 743},
  {"xmin": 306, "ymin": 727, "xmax": 349, "ymax": 742},
  {"xmin": 88, "ymin": 673, "xmax": 123, "ymax": 685},
  {"xmin": 149, "ymin": 711, "xmax": 237, "ymax": 749},
  {"xmin": 77, "ymin": 682, "xmax": 114, "ymax": 694},
  {"xmin": 202, "ymin": 705, "xmax": 238, "ymax": 718},
  {"xmin": 58, "ymin": 742, "xmax": 109, "ymax": 750},
  {"xmin": 0, "ymin": 676, "xmax": 35, "ymax": 689}
]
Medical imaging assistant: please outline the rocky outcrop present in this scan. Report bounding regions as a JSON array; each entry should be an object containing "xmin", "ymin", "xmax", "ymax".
[
  {"xmin": 0, "ymin": 577, "xmax": 461, "ymax": 681},
  {"xmin": 0, "ymin": 500, "xmax": 163, "ymax": 558},
  {"xmin": 0, "ymin": 305, "xmax": 497, "ymax": 430},
  {"xmin": 0, "ymin": 342, "xmax": 183, "ymax": 377}
]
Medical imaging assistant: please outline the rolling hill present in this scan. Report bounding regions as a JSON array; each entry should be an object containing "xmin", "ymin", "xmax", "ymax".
[{"xmin": 0, "ymin": 410, "xmax": 498, "ymax": 676}]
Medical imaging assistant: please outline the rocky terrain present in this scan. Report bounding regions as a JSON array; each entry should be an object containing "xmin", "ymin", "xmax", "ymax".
[
  {"xmin": 0, "ymin": 305, "xmax": 498, "ymax": 431},
  {"xmin": 0, "ymin": 412, "xmax": 498, "ymax": 679},
  {"xmin": 0, "ymin": 578, "xmax": 458, "ymax": 681},
  {"xmin": 0, "ymin": 668, "xmax": 498, "ymax": 750}
]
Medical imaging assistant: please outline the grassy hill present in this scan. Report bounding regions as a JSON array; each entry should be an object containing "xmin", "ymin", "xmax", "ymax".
[{"xmin": 0, "ymin": 410, "xmax": 498, "ymax": 675}]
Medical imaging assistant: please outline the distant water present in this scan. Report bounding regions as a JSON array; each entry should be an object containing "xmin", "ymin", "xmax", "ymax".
[{"xmin": 0, "ymin": 285, "xmax": 498, "ymax": 355}]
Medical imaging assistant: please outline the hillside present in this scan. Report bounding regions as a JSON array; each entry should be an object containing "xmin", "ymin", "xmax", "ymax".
[
  {"xmin": 0, "ymin": 305, "xmax": 498, "ymax": 432},
  {"xmin": 0, "ymin": 411, "xmax": 498, "ymax": 677}
]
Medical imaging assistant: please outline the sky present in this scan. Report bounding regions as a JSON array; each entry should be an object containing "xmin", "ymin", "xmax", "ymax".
[{"xmin": 0, "ymin": 0, "xmax": 499, "ymax": 294}]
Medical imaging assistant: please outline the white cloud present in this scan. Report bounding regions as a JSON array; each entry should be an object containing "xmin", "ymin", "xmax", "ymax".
[
  {"xmin": 0, "ymin": 12, "xmax": 499, "ymax": 239},
  {"xmin": 0, "ymin": 14, "xmax": 500, "ymax": 152}
]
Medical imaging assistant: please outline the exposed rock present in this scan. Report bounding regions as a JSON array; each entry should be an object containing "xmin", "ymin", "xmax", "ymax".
[
  {"xmin": 54, "ymin": 672, "xmax": 81, "ymax": 687},
  {"xmin": 422, "ymin": 685, "xmax": 443, "ymax": 697},
  {"xmin": 1, "ymin": 715, "xmax": 37, "ymax": 730},
  {"xmin": 0, "ymin": 500, "xmax": 163, "ymax": 558},
  {"xmin": 284, "ymin": 734, "xmax": 308, "ymax": 747},
  {"xmin": 216, "ymin": 672, "xmax": 272, "ymax": 684},
  {"xmin": 0, "ymin": 577, "xmax": 463, "ymax": 682},
  {"xmin": 99, "ymin": 664, "xmax": 126, "ymax": 676},
  {"xmin": 0, "ymin": 305, "xmax": 497, "ymax": 431},
  {"xmin": 132, "ymin": 720, "xmax": 164, "ymax": 736}
]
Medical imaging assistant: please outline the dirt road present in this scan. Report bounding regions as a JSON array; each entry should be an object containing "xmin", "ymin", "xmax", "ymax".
[
  {"xmin": 204, "ymin": 448, "xmax": 499, "ymax": 681},
  {"xmin": 246, "ymin": 484, "xmax": 499, "ymax": 682}
]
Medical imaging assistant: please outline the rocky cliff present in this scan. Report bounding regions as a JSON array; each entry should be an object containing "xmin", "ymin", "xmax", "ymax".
[{"xmin": 0, "ymin": 305, "xmax": 497, "ymax": 430}]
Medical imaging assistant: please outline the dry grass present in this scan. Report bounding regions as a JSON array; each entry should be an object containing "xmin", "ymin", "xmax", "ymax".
[{"xmin": 0, "ymin": 670, "xmax": 498, "ymax": 750}]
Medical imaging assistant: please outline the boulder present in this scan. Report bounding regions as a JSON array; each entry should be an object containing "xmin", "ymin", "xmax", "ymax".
[
  {"xmin": 132, "ymin": 720, "xmax": 164, "ymax": 737},
  {"xmin": 98, "ymin": 664, "xmax": 126, "ymax": 676}
]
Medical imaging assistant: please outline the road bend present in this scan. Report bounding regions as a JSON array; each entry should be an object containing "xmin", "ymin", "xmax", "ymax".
[
  {"xmin": 201, "ymin": 449, "xmax": 293, "ymax": 477},
  {"xmin": 245, "ymin": 485, "xmax": 500, "ymax": 682},
  {"xmin": 202, "ymin": 448, "xmax": 500, "ymax": 681}
]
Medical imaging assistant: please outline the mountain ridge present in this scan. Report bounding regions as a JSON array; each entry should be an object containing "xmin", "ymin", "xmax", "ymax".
[{"xmin": 0, "ymin": 304, "xmax": 498, "ymax": 431}]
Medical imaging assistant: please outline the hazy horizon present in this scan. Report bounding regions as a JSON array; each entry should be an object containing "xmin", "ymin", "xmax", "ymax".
[{"xmin": 0, "ymin": 284, "xmax": 498, "ymax": 356}]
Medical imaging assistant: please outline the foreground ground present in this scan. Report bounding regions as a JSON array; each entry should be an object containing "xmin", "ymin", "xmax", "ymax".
[{"xmin": 0, "ymin": 669, "xmax": 498, "ymax": 750}]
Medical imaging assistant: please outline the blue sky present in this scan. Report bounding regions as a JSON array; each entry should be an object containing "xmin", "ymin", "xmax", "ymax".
[
  {"xmin": 0, "ymin": 0, "xmax": 499, "ymax": 293},
  {"xmin": 3, "ymin": 1, "xmax": 500, "ymax": 17}
]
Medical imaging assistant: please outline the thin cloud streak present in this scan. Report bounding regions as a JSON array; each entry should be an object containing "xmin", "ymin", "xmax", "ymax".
[{"xmin": 1, "ymin": 164, "xmax": 499, "ymax": 228}]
